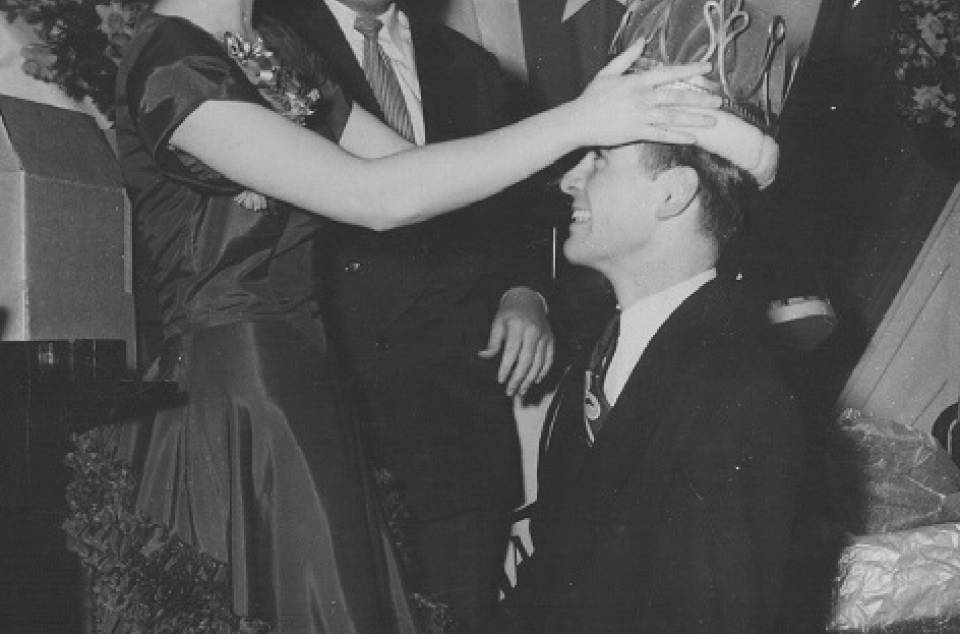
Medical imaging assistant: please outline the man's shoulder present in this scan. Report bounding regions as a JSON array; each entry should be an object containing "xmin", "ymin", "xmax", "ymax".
[
  {"xmin": 684, "ymin": 320, "xmax": 785, "ymax": 388},
  {"xmin": 664, "ymin": 286, "xmax": 794, "ymax": 403},
  {"xmin": 412, "ymin": 19, "xmax": 482, "ymax": 48},
  {"xmin": 407, "ymin": 17, "xmax": 500, "ymax": 66}
]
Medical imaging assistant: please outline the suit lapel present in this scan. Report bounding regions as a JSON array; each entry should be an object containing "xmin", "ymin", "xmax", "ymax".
[
  {"xmin": 539, "ymin": 364, "xmax": 591, "ymax": 484},
  {"xmin": 266, "ymin": 0, "xmax": 383, "ymax": 118},
  {"xmin": 408, "ymin": 20, "xmax": 458, "ymax": 143},
  {"xmin": 561, "ymin": 281, "xmax": 730, "ymax": 508}
]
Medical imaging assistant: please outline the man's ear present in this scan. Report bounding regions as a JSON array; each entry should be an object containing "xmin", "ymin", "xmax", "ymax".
[{"xmin": 654, "ymin": 166, "xmax": 698, "ymax": 220}]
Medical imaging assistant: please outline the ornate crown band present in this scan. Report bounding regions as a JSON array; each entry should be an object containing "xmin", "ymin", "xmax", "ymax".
[
  {"xmin": 609, "ymin": 0, "xmax": 822, "ymax": 188},
  {"xmin": 611, "ymin": 0, "xmax": 821, "ymax": 135}
]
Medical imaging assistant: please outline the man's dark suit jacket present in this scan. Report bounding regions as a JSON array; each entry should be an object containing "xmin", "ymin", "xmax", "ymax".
[
  {"xmin": 518, "ymin": 280, "xmax": 805, "ymax": 633},
  {"xmin": 258, "ymin": 0, "xmax": 546, "ymax": 519}
]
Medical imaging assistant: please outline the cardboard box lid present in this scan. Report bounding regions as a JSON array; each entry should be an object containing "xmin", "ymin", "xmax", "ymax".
[{"xmin": 0, "ymin": 93, "xmax": 121, "ymax": 187}]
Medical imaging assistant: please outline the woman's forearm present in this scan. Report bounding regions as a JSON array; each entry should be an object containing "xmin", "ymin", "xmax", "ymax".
[
  {"xmin": 348, "ymin": 103, "xmax": 581, "ymax": 230},
  {"xmin": 338, "ymin": 105, "xmax": 413, "ymax": 159},
  {"xmin": 171, "ymin": 99, "xmax": 581, "ymax": 230},
  {"xmin": 169, "ymin": 53, "xmax": 720, "ymax": 230}
]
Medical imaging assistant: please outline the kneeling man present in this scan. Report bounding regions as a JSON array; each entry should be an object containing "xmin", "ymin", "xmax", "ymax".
[{"xmin": 517, "ymin": 1, "xmax": 822, "ymax": 632}]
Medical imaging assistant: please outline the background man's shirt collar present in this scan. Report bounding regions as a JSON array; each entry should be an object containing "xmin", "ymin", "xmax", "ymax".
[{"xmin": 322, "ymin": 0, "xmax": 425, "ymax": 143}]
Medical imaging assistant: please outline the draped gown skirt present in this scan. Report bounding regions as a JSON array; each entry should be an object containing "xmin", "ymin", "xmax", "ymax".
[{"xmin": 114, "ymin": 320, "xmax": 413, "ymax": 633}]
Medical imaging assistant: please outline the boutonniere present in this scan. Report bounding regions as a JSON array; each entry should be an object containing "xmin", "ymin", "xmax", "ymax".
[{"xmin": 223, "ymin": 31, "xmax": 323, "ymax": 212}]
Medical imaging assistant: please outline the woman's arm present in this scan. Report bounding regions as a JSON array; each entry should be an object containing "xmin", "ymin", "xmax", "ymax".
[
  {"xmin": 170, "ymin": 45, "xmax": 720, "ymax": 231},
  {"xmin": 338, "ymin": 105, "xmax": 414, "ymax": 158}
]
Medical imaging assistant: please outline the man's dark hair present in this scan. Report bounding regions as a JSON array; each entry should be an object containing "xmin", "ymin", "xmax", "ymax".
[{"xmin": 640, "ymin": 143, "xmax": 758, "ymax": 252}]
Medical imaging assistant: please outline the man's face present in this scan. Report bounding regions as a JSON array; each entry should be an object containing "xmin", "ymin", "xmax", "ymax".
[
  {"xmin": 333, "ymin": 0, "xmax": 393, "ymax": 16},
  {"xmin": 560, "ymin": 143, "xmax": 663, "ymax": 270}
]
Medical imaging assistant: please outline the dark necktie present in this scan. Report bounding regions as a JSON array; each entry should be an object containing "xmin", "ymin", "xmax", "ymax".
[
  {"xmin": 584, "ymin": 315, "xmax": 620, "ymax": 445},
  {"xmin": 353, "ymin": 15, "xmax": 416, "ymax": 143}
]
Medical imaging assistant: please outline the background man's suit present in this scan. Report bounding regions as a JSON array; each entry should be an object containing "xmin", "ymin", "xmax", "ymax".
[
  {"xmin": 518, "ymin": 280, "xmax": 805, "ymax": 633},
  {"xmin": 260, "ymin": 0, "xmax": 548, "ymax": 628}
]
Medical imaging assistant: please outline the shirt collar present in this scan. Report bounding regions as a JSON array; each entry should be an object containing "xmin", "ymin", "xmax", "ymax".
[
  {"xmin": 324, "ymin": 0, "xmax": 408, "ymax": 45},
  {"xmin": 618, "ymin": 269, "xmax": 717, "ymax": 337},
  {"xmin": 598, "ymin": 268, "xmax": 716, "ymax": 415}
]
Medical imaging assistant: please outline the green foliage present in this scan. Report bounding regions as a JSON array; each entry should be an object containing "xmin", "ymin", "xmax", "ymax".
[
  {"xmin": 0, "ymin": 1, "xmax": 148, "ymax": 120},
  {"xmin": 63, "ymin": 427, "xmax": 270, "ymax": 632},
  {"xmin": 893, "ymin": 0, "xmax": 960, "ymax": 142}
]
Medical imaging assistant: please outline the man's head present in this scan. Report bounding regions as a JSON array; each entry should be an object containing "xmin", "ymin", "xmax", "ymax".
[
  {"xmin": 561, "ymin": 141, "xmax": 753, "ymax": 282},
  {"xmin": 562, "ymin": 0, "xmax": 822, "ymax": 299}
]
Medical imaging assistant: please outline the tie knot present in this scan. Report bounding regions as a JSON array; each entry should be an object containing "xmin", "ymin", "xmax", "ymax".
[{"xmin": 354, "ymin": 15, "xmax": 384, "ymax": 38}]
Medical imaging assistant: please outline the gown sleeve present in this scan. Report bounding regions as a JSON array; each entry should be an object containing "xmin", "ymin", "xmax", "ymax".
[
  {"xmin": 122, "ymin": 16, "xmax": 352, "ymax": 189},
  {"xmin": 123, "ymin": 18, "xmax": 265, "ymax": 189}
]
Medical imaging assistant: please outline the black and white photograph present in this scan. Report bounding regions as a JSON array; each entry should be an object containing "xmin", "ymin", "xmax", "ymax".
[{"xmin": 0, "ymin": 0, "xmax": 958, "ymax": 632}]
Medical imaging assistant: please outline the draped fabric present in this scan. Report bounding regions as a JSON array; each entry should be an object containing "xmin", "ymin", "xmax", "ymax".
[{"xmin": 134, "ymin": 321, "xmax": 411, "ymax": 633}]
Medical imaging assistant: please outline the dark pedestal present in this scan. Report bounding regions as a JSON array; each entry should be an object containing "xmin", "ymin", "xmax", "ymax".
[
  {"xmin": 0, "ymin": 508, "xmax": 87, "ymax": 633},
  {"xmin": 0, "ymin": 340, "xmax": 178, "ymax": 633}
]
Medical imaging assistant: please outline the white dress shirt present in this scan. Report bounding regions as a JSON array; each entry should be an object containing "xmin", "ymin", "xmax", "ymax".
[
  {"xmin": 604, "ymin": 269, "xmax": 717, "ymax": 406},
  {"xmin": 324, "ymin": 0, "xmax": 426, "ymax": 145}
]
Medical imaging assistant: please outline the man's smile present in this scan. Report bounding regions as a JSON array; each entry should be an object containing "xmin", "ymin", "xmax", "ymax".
[{"xmin": 571, "ymin": 207, "xmax": 592, "ymax": 224}]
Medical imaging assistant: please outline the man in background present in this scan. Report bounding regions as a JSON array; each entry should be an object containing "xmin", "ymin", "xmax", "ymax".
[{"xmin": 260, "ymin": 1, "xmax": 553, "ymax": 630}]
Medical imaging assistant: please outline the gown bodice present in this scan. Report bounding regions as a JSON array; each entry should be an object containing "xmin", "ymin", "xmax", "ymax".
[{"xmin": 114, "ymin": 12, "xmax": 350, "ymax": 343}]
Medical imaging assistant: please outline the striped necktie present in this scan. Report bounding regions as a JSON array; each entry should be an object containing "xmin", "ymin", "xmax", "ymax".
[
  {"xmin": 584, "ymin": 315, "xmax": 619, "ymax": 446},
  {"xmin": 354, "ymin": 16, "xmax": 416, "ymax": 143}
]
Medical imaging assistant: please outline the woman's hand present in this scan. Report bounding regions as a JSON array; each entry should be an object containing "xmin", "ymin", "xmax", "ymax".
[{"xmin": 564, "ymin": 39, "xmax": 722, "ymax": 148}]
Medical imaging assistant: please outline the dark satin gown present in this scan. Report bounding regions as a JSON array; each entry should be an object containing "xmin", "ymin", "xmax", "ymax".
[{"xmin": 109, "ymin": 13, "xmax": 413, "ymax": 633}]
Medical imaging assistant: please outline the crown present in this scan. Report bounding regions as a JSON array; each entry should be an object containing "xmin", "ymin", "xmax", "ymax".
[{"xmin": 610, "ymin": 0, "xmax": 822, "ymax": 135}]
